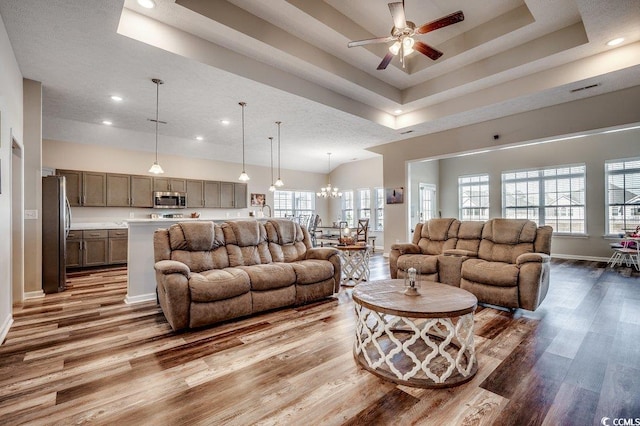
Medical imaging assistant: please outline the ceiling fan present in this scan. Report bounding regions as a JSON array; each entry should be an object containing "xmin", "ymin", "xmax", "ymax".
[{"xmin": 347, "ymin": 2, "xmax": 464, "ymax": 70}]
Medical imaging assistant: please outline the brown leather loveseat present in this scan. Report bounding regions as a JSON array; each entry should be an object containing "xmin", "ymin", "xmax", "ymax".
[
  {"xmin": 153, "ymin": 219, "xmax": 341, "ymax": 330},
  {"xmin": 390, "ymin": 218, "xmax": 552, "ymax": 311}
]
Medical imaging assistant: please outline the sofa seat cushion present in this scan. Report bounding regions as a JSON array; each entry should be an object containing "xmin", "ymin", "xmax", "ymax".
[
  {"xmin": 291, "ymin": 260, "xmax": 334, "ymax": 285},
  {"xmin": 462, "ymin": 259, "xmax": 519, "ymax": 287},
  {"xmin": 189, "ymin": 268, "xmax": 250, "ymax": 302},
  {"xmin": 237, "ymin": 263, "xmax": 296, "ymax": 291},
  {"xmin": 397, "ymin": 254, "xmax": 438, "ymax": 274}
]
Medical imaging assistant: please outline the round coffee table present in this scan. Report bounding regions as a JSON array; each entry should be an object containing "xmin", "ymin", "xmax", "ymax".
[{"xmin": 352, "ymin": 279, "xmax": 477, "ymax": 388}]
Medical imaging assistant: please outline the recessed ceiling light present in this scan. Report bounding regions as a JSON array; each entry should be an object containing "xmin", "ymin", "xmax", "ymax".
[
  {"xmin": 606, "ymin": 37, "xmax": 624, "ymax": 46},
  {"xmin": 102, "ymin": 120, "xmax": 112, "ymax": 125},
  {"xmin": 110, "ymin": 95, "xmax": 123, "ymax": 102},
  {"xmin": 195, "ymin": 136, "xmax": 204, "ymax": 141},
  {"xmin": 137, "ymin": 0, "xmax": 155, "ymax": 9},
  {"xmin": 394, "ymin": 109, "xmax": 403, "ymax": 114},
  {"xmin": 220, "ymin": 119, "xmax": 230, "ymax": 125}
]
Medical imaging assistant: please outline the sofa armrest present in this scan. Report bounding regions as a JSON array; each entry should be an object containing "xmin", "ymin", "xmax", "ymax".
[
  {"xmin": 306, "ymin": 248, "xmax": 342, "ymax": 293},
  {"xmin": 389, "ymin": 243, "xmax": 421, "ymax": 279},
  {"xmin": 516, "ymin": 252, "xmax": 550, "ymax": 266},
  {"xmin": 305, "ymin": 247, "xmax": 339, "ymax": 261},
  {"xmin": 154, "ymin": 259, "xmax": 191, "ymax": 278},
  {"xmin": 443, "ymin": 249, "xmax": 478, "ymax": 258},
  {"xmin": 390, "ymin": 243, "xmax": 421, "ymax": 255}
]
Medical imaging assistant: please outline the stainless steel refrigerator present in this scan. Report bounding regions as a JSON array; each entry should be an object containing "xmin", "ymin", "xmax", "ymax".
[{"xmin": 42, "ymin": 175, "xmax": 71, "ymax": 293}]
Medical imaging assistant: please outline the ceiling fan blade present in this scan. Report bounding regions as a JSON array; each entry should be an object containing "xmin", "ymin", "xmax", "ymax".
[
  {"xmin": 377, "ymin": 52, "xmax": 394, "ymax": 70},
  {"xmin": 414, "ymin": 41, "xmax": 443, "ymax": 60},
  {"xmin": 348, "ymin": 36, "xmax": 395, "ymax": 48},
  {"xmin": 388, "ymin": 2, "xmax": 407, "ymax": 30},
  {"xmin": 416, "ymin": 10, "xmax": 464, "ymax": 34}
]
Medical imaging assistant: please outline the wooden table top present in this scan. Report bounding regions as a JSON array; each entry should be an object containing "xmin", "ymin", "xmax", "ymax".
[
  {"xmin": 336, "ymin": 244, "xmax": 370, "ymax": 251},
  {"xmin": 352, "ymin": 279, "xmax": 477, "ymax": 318}
]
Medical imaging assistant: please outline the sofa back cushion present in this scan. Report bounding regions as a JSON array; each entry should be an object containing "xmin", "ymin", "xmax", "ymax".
[
  {"xmin": 455, "ymin": 221, "xmax": 485, "ymax": 255},
  {"xmin": 478, "ymin": 219, "xmax": 537, "ymax": 263},
  {"xmin": 413, "ymin": 218, "xmax": 460, "ymax": 255},
  {"xmin": 166, "ymin": 222, "xmax": 229, "ymax": 272},
  {"xmin": 222, "ymin": 220, "xmax": 271, "ymax": 267},
  {"xmin": 265, "ymin": 219, "xmax": 309, "ymax": 262}
]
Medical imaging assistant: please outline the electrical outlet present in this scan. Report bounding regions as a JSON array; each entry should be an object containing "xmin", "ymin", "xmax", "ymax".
[{"xmin": 24, "ymin": 210, "xmax": 38, "ymax": 220}]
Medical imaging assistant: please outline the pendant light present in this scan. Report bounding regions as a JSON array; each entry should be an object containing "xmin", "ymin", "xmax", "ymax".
[
  {"xmin": 268, "ymin": 137, "xmax": 276, "ymax": 192},
  {"xmin": 148, "ymin": 78, "xmax": 165, "ymax": 174},
  {"xmin": 317, "ymin": 152, "xmax": 342, "ymax": 198},
  {"xmin": 238, "ymin": 102, "xmax": 250, "ymax": 182},
  {"xmin": 274, "ymin": 121, "xmax": 284, "ymax": 187}
]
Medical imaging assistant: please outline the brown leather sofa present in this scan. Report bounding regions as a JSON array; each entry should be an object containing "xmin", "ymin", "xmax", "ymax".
[
  {"xmin": 390, "ymin": 218, "xmax": 552, "ymax": 311},
  {"xmin": 153, "ymin": 219, "xmax": 341, "ymax": 330}
]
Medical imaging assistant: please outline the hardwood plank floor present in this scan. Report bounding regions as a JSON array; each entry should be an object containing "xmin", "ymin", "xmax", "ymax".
[{"xmin": 1, "ymin": 256, "xmax": 639, "ymax": 425}]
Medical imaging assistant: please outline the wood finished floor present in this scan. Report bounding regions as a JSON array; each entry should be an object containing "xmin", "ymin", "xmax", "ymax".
[{"xmin": 1, "ymin": 256, "xmax": 639, "ymax": 425}]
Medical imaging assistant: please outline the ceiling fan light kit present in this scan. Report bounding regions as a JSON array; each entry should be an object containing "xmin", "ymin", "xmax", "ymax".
[{"xmin": 348, "ymin": 2, "xmax": 464, "ymax": 70}]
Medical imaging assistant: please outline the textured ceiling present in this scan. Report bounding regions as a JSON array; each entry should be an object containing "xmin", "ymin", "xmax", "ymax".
[{"xmin": 0, "ymin": 0, "xmax": 639, "ymax": 173}]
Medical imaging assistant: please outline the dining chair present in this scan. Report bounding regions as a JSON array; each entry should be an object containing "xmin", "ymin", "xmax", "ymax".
[{"xmin": 356, "ymin": 218, "xmax": 369, "ymax": 245}]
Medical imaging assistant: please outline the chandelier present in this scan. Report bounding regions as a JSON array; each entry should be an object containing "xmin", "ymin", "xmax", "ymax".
[{"xmin": 317, "ymin": 153, "xmax": 342, "ymax": 198}]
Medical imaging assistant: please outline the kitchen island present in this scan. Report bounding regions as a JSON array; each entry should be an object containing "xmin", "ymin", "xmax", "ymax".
[{"xmin": 125, "ymin": 217, "xmax": 257, "ymax": 304}]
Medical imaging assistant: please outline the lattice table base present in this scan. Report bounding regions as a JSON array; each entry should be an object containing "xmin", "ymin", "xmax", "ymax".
[
  {"xmin": 353, "ymin": 303, "xmax": 477, "ymax": 388},
  {"xmin": 339, "ymin": 247, "xmax": 370, "ymax": 286}
]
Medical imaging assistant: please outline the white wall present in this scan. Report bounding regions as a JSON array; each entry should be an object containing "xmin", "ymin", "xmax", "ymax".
[
  {"xmin": 0, "ymin": 15, "xmax": 24, "ymax": 342},
  {"xmin": 438, "ymin": 127, "xmax": 640, "ymax": 259},
  {"xmin": 43, "ymin": 138, "xmax": 330, "ymax": 223},
  {"xmin": 371, "ymin": 86, "xmax": 640, "ymax": 255},
  {"xmin": 330, "ymin": 156, "xmax": 384, "ymax": 248}
]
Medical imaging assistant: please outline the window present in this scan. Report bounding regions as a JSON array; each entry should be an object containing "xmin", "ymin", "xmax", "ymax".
[
  {"xmin": 273, "ymin": 190, "xmax": 315, "ymax": 218},
  {"xmin": 357, "ymin": 189, "xmax": 371, "ymax": 221},
  {"xmin": 606, "ymin": 157, "xmax": 640, "ymax": 235},
  {"xmin": 374, "ymin": 187, "xmax": 384, "ymax": 231},
  {"xmin": 458, "ymin": 174, "xmax": 489, "ymax": 220},
  {"xmin": 502, "ymin": 164, "xmax": 585, "ymax": 234},
  {"xmin": 342, "ymin": 190, "xmax": 354, "ymax": 227},
  {"xmin": 419, "ymin": 183, "xmax": 436, "ymax": 222}
]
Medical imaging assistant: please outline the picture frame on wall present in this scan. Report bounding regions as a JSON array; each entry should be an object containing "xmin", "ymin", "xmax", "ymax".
[
  {"xmin": 250, "ymin": 193, "xmax": 265, "ymax": 207},
  {"xmin": 386, "ymin": 187, "xmax": 403, "ymax": 204}
]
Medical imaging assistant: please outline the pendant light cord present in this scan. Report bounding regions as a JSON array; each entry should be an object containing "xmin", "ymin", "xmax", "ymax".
[
  {"xmin": 155, "ymin": 80, "xmax": 159, "ymax": 163},
  {"xmin": 276, "ymin": 121, "xmax": 282, "ymax": 180},
  {"xmin": 269, "ymin": 137, "xmax": 274, "ymax": 184},
  {"xmin": 240, "ymin": 102, "xmax": 246, "ymax": 172}
]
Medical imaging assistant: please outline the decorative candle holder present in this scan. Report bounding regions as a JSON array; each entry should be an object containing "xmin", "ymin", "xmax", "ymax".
[{"xmin": 404, "ymin": 265, "xmax": 421, "ymax": 296}]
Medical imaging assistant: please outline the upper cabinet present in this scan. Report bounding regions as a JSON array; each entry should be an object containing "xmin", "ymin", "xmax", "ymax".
[
  {"xmin": 131, "ymin": 176, "xmax": 154, "ymax": 208},
  {"xmin": 106, "ymin": 174, "xmax": 130, "ymax": 207},
  {"xmin": 153, "ymin": 177, "xmax": 186, "ymax": 193},
  {"xmin": 234, "ymin": 183, "xmax": 248, "ymax": 209},
  {"xmin": 186, "ymin": 180, "xmax": 205, "ymax": 208},
  {"xmin": 58, "ymin": 169, "xmax": 245, "ymax": 209},
  {"xmin": 59, "ymin": 170, "xmax": 106, "ymax": 207},
  {"xmin": 106, "ymin": 174, "xmax": 153, "ymax": 208}
]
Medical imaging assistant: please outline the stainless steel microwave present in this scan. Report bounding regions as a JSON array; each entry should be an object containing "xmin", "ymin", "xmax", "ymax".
[{"xmin": 153, "ymin": 191, "xmax": 186, "ymax": 209}]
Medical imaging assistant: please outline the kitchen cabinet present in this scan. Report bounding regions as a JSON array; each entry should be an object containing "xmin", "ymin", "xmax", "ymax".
[
  {"xmin": 204, "ymin": 181, "xmax": 221, "ymax": 208},
  {"xmin": 106, "ymin": 174, "xmax": 130, "ymax": 207},
  {"xmin": 58, "ymin": 169, "xmax": 106, "ymax": 206},
  {"xmin": 67, "ymin": 229, "xmax": 128, "ymax": 268},
  {"xmin": 220, "ymin": 182, "xmax": 235, "ymax": 208},
  {"xmin": 59, "ymin": 170, "xmax": 82, "ymax": 206},
  {"xmin": 66, "ymin": 230, "xmax": 83, "ymax": 268},
  {"xmin": 82, "ymin": 229, "xmax": 109, "ymax": 267},
  {"xmin": 153, "ymin": 177, "xmax": 186, "ymax": 192},
  {"xmin": 131, "ymin": 175, "xmax": 153, "ymax": 208},
  {"xmin": 234, "ymin": 183, "xmax": 247, "ymax": 209},
  {"xmin": 186, "ymin": 180, "xmax": 205, "ymax": 208},
  {"xmin": 108, "ymin": 229, "xmax": 129, "ymax": 264}
]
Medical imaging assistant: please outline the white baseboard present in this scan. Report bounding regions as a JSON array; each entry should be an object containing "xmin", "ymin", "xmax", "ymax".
[
  {"xmin": 551, "ymin": 254, "xmax": 609, "ymax": 262},
  {"xmin": 124, "ymin": 293, "xmax": 156, "ymax": 304},
  {"xmin": 0, "ymin": 315, "xmax": 14, "ymax": 345},
  {"xmin": 24, "ymin": 290, "xmax": 45, "ymax": 300}
]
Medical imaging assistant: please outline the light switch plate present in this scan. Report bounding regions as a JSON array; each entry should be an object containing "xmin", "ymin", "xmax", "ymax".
[{"xmin": 24, "ymin": 210, "xmax": 38, "ymax": 220}]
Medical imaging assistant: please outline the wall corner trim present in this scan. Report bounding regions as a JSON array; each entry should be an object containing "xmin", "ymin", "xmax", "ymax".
[{"xmin": 0, "ymin": 315, "xmax": 14, "ymax": 346}]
